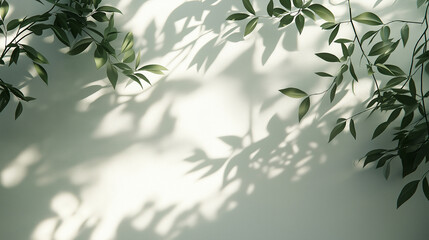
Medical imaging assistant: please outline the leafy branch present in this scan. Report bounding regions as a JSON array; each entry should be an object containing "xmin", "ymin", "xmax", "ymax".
[{"xmin": 226, "ymin": 0, "xmax": 429, "ymax": 208}]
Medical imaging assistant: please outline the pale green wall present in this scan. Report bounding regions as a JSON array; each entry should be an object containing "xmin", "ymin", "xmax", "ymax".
[{"xmin": 0, "ymin": 0, "xmax": 428, "ymax": 239}]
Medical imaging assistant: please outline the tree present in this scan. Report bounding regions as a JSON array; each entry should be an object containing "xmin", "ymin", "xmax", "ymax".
[
  {"xmin": 0, "ymin": 0, "xmax": 166, "ymax": 119},
  {"xmin": 226, "ymin": 0, "xmax": 429, "ymax": 208}
]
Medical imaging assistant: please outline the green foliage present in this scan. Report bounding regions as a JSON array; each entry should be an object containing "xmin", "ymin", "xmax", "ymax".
[
  {"xmin": 0, "ymin": 0, "xmax": 166, "ymax": 119},
  {"xmin": 227, "ymin": 0, "xmax": 429, "ymax": 208}
]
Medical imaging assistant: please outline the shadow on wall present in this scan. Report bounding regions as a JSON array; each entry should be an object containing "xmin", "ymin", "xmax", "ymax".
[{"xmin": 1, "ymin": 0, "xmax": 428, "ymax": 240}]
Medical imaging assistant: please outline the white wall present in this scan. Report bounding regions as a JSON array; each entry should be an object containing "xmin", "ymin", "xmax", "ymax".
[{"xmin": 0, "ymin": 0, "xmax": 428, "ymax": 239}]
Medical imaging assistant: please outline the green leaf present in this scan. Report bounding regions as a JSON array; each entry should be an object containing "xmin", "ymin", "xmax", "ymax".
[
  {"xmin": 380, "ymin": 26, "xmax": 390, "ymax": 41},
  {"xmin": 242, "ymin": 0, "xmax": 255, "ymax": 15},
  {"xmin": 244, "ymin": 17, "xmax": 258, "ymax": 36},
  {"xmin": 384, "ymin": 77, "xmax": 406, "ymax": 88},
  {"xmin": 279, "ymin": 14, "xmax": 294, "ymax": 28},
  {"xmin": 295, "ymin": 14, "xmax": 305, "ymax": 34},
  {"xmin": 372, "ymin": 121, "xmax": 389, "ymax": 139},
  {"xmin": 279, "ymin": 87, "xmax": 307, "ymax": 98},
  {"xmin": 9, "ymin": 46, "xmax": 20, "ymax": 65},
  {"xmin": 329, "ymin": 121, "xmax": 346, "ymax": 142},
  {"xmin": 135, "ymin": 73, "xmax": 151, "ymax": 85},
  {"xmin": 315, "ymin": 52, "xmax": 340, "ymax": 62},
  {"xmin": 350, "ymin": 119, "xmax": 356, "ymax": 139},
  {"xmin": 401, "ymin": 24, "xmax": 409, "ymax": 46},
  {"xmin": 22, "ymin": 45, "xmax": 49, "ymax": 64},
  {"xmin": 308, "ymin": 4, "xmax": 335, "ymax": 22},
  {"xmin": 353, "ymin": 12, "xmax": 383, "ymax": 25},
  {"xmin": 273, "ymin": 8, "xmax": 287, "ymax": 17},
  {"xmin": 122, "ymin": 49, "xmax": 135, "ymax": 63},
  {"xmin": 395, "ymin": 95, "xmax": 417, "ymax": 105},
  {"xmin": 369, "ymin": 41, "xmax": 393, "ymax": 56},
  {"xmin": 292, "ymin": 0, "xmax": 303, "ymax": 8},
  {"xmin": 397, "ymin": 180, "xmax": 419, "ymax": 208},
  {"xmin": 68, "ymin": 38, "xmax": 93, "ymax": 55},
  {"xmin": 51, "ymin": 25, "xmax": 70, "ymax": 46},
  {"xmin": 121, "ymin": 32, "xmax": 134, "ymax": 53},
  {"xmin": 315, "ymin": 72, "xmax": 333, "ymax": 77},
  {"xmin": 298, "ymin": 97, "xmax": 310, "ymax": 122},
  {"xmin": 267, "ymin": 0, "xmax": 274, "ymax": 16},
  {"xmin": 226, "ymin": 13, "xmax": 250, "ymax": 20},
  {"xmin": 423, "ymin": 177, "xmax": 429, "ymax": 201},
  {"xmin": 97, "ymin": 6, "xmax": 122, "ymax": 14},
  {"xmin": 0, "ymin": 88, "xmax": 10, "ymax": 112},
  {"xmin": 328, "ymin": 25, "xmax": 339, "ymax": 45},
  {"xmin": 0, "ymin": 0, "xmax": 9, "ymax": 19},
  {"xmin": 15, "ymin": 102, "xmax": 22, "ymax": 120},
  {"xmin": 361, "ymin": 30, "xmax": 378, "ymax": 44},
  {"xmin": 330, "ymin": 83, "xmax": 337, "ymax": 102},
  {"xmin": 106, "ymin": 62, "xmax": 118, "ymax": 88},
  {"xmin": 138, "ymin": 64, "xmax": 168, "ymax": 74},
  {"xmin": 387, "ymin": 108, "xmax": 401, "ymax": 123},
  {"xmin": 280, "ymin": 0, "xmax": 291, "ymax": 10},
  {"xmin": 94, "ymin": 44, "xmax": 107, "ymax": 69},
  {"xmin": 7, "ymin": 19, "xmax": 21, "ymax": 31},
  {"xmin": 34, "ymin": 62, "xmax": 48, "ymax": 84},
  {"xmin": 349, "ymin": 62, "xmax": 358, "ymax": 81},
  {"xmin": 135, "ymin": 51, "xmax": 141, "ymax": 69},
  {"xmin": 384, "ymin": 162, "xmax": 391, "ymax": 180}
]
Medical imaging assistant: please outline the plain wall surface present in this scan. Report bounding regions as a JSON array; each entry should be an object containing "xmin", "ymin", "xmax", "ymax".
[{"xmin": 1, "ymin": 0, "xmax": 428, "ymax": 239}]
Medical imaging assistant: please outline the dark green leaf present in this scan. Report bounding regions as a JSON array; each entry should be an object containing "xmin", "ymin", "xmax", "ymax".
[
  {"xmin": 308, "ymin": 4, "xmax": 335, "ymax": 22},
  {"xmin": 369, "ymin": 41, "xmax": 393, "ymax": 56},
  {"xmin": 7, "ymin": 19, "xmax": 21, "ymax": 31},
  {"xmin": 280, "ymin": 0, "xmax": 291, "ymax": 10},
  {"xmin": 273, "ymin": 8, "xmax": 287, "ymax": 17},
  {"xmin": 97, "ymin": 6, "xmax": 122, "ymax": 14},
  {"xmin": 22, "ymin": 45, "xmax": 49, "ymax": 64},
  {"xmin": 400, "ymin": 111, "xmax": 414, "ymax": 128},
  {"xmin": 423, "ymin": 177, "xmax": 429, "ymax": 201},
  {"xmin": 372, "ymin": 121, "xmax": 389, "ymax": 139},
  {"xmin": 330, "ymin": 83, "xmax": 337, "ymax": 102},
  {"xmin": 295, "ymin": 14, "xmax": 305, "ymax": 34},
  {"xmin": 328, "ymin": 25, "xmax": 339, "ymax": 45},
  {"xmin": 350, "ymin": 119, "xmax": 356, "ymax": 139},
  {"xmin": 34, "ymin": 62, "xmax": 48, "ymax": 84},
  {"xmin": 353, "ymin": 12, "xmax": 383, "ymax": 25},
  {"xmin": 106, "ymin": 62, "xmax": 118, "ymax": 88},
  {"xmin": 387, "ymin": 108, "xmax": 401, "ymax": 122},
  {"xmin": 267, "ymin": 0, "xmax": 274, "ymax": 16},
  {"xmin": 385, "ymin": 77, "xmax": 406, "ymax": 88},
  {"xmin": 329, "ymin": 121, "xmax": 346, "ymax": 142},
  {"xmin": 315, "ymin": 72, "xmax": 333, "ymax": 77},
  {"xmin": 397, "ymin": 180, "xmax": 419, "ymax": 208},
  {"xmin": 9, "ymin": 47, "xmax": 20, "ymax": 65},
  {"xmin": 349, "ymin": 62, "xmax": 358, "ymax": 81},
  {"xmin": 409, "ymin": 78, "xmax": 416, "ymax": 97},
  {"xmin": 315, "ymin": 52, "xmax": 340, "ymax": 62},
  {"xmin": 242, "ymin": 0, "xmax": 256, "ymax": 15},
  {"xmin": 15, "ymin": 102, "xmax": 22, "ymax": 120},
  {"xmin": 384, "ymin": 162, "xmax": 390, "ymax": 180},
  {"xmin": 226, "ymin": 13, "xmax": 250, "ymax": 20},
  {"xmin": 292, "ymin": 0, "xmax": 303, "ymax": 8},
  {"xmin": 279, "ymin": 14, "xmax": 294, "ymax": 28},
  {"xmin": 279, "ymin": 87, "xmax": 307, "ymax": 98},
  {"xmin": 395, "ymin": 95, "xmax": 417, "ymax": 106},
  {"xmin": 298, "ymin": 97, "xmax": 310, "ymax": 122},
  {"xmin": 135, "ymin": 73, "xmax": 151, "ymax": 85},
  {"xmin": 244, "ymin": 17, "xmax": 258, "ymax": 36},
  {"xmin": 361, "ymin": 31, "xmax": 377, "ymax": 44},
  {"xmin": 0, "ymin": 88, "xmax": 10, "ymax": 112},
  {"xmin": 68, "ymin": 38, "xmax": 93, "ymax": 55},
  {"xmin": 51, "ymin": 26, "xmax": 70, "ymax": 46}
]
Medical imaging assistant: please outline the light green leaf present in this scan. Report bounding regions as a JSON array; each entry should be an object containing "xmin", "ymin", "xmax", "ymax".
[
  {"xmin": 329, "ymin": 121, "xmax": 346, "ymax": 142},
  {"xmin": 135, "ymin": 51, "xmax": 141, "ymax": 69},
  {"xmin": 106, "ymin": 62, "xmax": 118, "ymax": 88},
  {"xmin": 298, "ymin": 97, "xmax": 310, "ymax": 122},
  {"xmin": 353, "ymin": 12, "xmax": 383, "ymax": 25},
  {"xmin": 242, "ymin": 0, "xmax": 255, "ymax": 15},
  {"xmin": 34, "ymin": 62, "xmax": 48, "ymax": 84},
  {"xmin": 121, "ymin": 32, "xmax": 134, "ymax": 53},
  {"xmin": 401, "ymin": 24, "xmax": 409, "ymax": 46},
  {"xmin": 295, "ymin": 14, "xmax": 305, "ymax": 34},
  {"xmin": 138, "ymin": 64, "xmax": 167, "ymax": 74},
  {"xmin": 279, "ymin": 87, "xmax": 307, "ymax": 98},
  {"xmin": 315, "ymin": 52, "xmax": 340, "ymax": 62},
  {"xmin": 226, "ymin": 13, "xmax": 250, "ymax": 21},
  {"xmin": 244, "ymin": 17, "xmax": 258, "ymax": 36},
  {"xmin": 308, "ymin": 4, "xmax": 335, "ymax": 22},
  {"xmin": 94, "ymin": 45, "xmax": 107, "ymax": 69},
  {"xmin": 122, "ymin": 49, "xmax": 135, "ymax": 63},
  {"xmin": 380, "ymin": 26, "xmax": 390, "ymax": 41},
  {"xmin": 302, "ymin": 9, "xmax": 315, "ymax": 21},
  {"xmin": 0, "ymin": 0, "xmax": 9, "ymax": 20},
  {"xmin": 397, "ymin": 180, "xmax": 419, "ymax": 208},
  {"xmin": 15, "ymin": 101, "xmax": 22, "ymax": 120}
]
